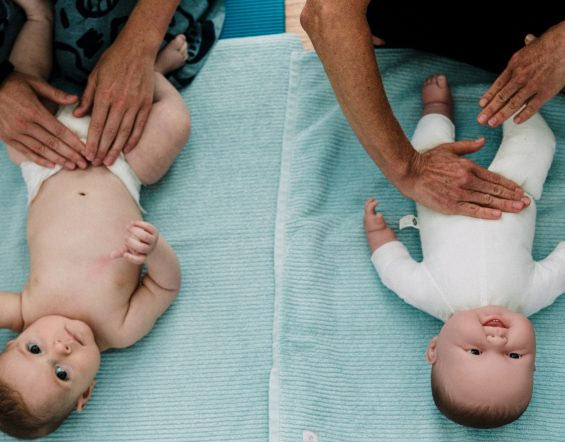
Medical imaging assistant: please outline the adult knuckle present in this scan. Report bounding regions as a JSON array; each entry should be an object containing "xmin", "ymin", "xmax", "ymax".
[
  {"xmin": 483, "ymin": 194, "xmax": 494, "ymax": 205},
  {"xmin": 491, "ymin": 185, "xmax": 503, "ymax": 196}
]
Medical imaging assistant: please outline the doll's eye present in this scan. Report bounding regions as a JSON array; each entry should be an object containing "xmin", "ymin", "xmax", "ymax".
[
  {"xmin": 467, "ymin": 348, "xmax": 481, "ymax": 356},
  {"xmin": 27, "ymin": 343, "xmax": 41, "ymax": 355},
  {"xmin": 55, "ymin": 366, "xmax": 69, "ymax": 381},
  {"xmin": 508, "ymin": 353, "xmax": 521, "ymax": 359}
]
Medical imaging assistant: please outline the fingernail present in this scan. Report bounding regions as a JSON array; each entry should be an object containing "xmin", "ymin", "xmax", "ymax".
[
  {"xmin": 488, "ymin": 118, "xmax": 497, "ymax": 127},
  {"xmin": 512, "ymin": 201, "xmax": 523, "ymax": 209},
  {"xmin": 65, "ymin": 161, "xmax": 75, "ymax": 170},
  {"xmin": 491, "ymin": 209, "xmax": 501, "ymax": 217},
  {"xmin": 93, "ymin": 159, "xmax": 102, "ymax": 166},
  {"xmin": 514, "ymin": 117, "xmax": 521, "ymax": 124},
  {"xmin": 475, "ymin": 137, "xmax": 484, "ymax": 142},
  {"xmin": 522, "ymin": 197, "xmax": 530, "ymax": 205},
  {"xmin": 478, "ymin": 114, "xmax": 487, "ymax": 124},
  {"xmin": 79, "ymin": 160, "xmax": 88, "ymax": 169},
  {"xmin": 104, "ymin": 157, "xmax": 113, "ymax": 166}
]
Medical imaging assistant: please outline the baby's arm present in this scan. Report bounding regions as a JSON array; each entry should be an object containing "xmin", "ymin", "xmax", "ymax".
[
  {"xmin": 363, "ymin": 198, "xmax": 443, "ymax": 318},
  {"xmin": 522, "ymin": 242, "xmax": 565, "ymax": 316},
  {"xmin": 109, "ymin": 221, "xmax": 180, "ymax": 348},
  {"xmin": 0, "ymin": 292, "xmax": 23, "ymax": 332}
]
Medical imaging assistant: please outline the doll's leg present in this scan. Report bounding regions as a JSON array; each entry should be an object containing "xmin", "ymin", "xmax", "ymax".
[{"xmin": 488, "ymin": 112, "xmax": 555, "ymax": 200}]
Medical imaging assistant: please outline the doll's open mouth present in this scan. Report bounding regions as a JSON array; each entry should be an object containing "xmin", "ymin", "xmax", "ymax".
[{"xmin": 483, "ymin": 318, "xmax": 507, "ymax": 328}]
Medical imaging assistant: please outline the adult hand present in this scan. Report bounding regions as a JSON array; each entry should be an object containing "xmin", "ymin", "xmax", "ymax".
[
  {"xmin": 0, "ymin": 71, "xmax": 87, "ymax": 169},
  {"xmin": 73, "ymin": 39, "xmax": 155, "ymax": 167},
  {"xmin": 477, "ymin": 21, "xmax": 565, "ymax": 128},
  {"xmin": 402, "ymin": 138, "xmax": 529, "ymax": 219}
]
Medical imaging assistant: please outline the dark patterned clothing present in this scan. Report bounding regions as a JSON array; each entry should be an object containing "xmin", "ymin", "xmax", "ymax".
[
  {"xmin": 366, "ymin": 3, "xmax": 564, "ymax": 73},
  {"xmin": 0, "ymin": 0, "xmax": 225, "ymax": 91}
]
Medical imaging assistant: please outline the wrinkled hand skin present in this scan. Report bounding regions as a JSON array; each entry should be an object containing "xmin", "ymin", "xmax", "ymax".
[
  {"xmin": 477, "ymin": 21, "xmax": 565, "ymax": 128},
  {"xmin": 401, "ymin": 138, "xmax": 529, "ymax": 220},
  {"xmin": 73, "ymin": 40, "xmax": 155, "ymax": 167},
  {"xmin": 0, "ymin": 72, "xmax": 86, "ymax": 168}
]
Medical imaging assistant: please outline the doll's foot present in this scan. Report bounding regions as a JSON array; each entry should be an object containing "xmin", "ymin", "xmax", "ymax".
[
  {"xmin": 12, "ymin": 0, "xmax": 52, "ymax": 22},
  {"xmin": 421, "ymin": 74, "xmax": 453, "ymax": 119},
  {"xmin": 363, "ymin": 198, "xmax": 397, "ymax": 252},
  {"xmin": 155, "ymin": 34, "xmax": 188, "ymax": 75}
]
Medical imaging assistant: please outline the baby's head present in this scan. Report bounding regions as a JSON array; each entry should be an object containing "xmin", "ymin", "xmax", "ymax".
[
  {"xmin": 426, "ymin": 305, "xmax": 535, "ymax": 428},
  {"xmin": 0, "ymin": 315, "xmax": 100, "ymax": 439}
]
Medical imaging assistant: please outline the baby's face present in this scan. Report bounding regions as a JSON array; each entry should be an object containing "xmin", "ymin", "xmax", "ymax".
[
  {"xmin": 428, "ymin": 306, "xmax": 535, "ymax": 409},
  {"xmin": 0, "ymin": 315, "xmax": 100, "ymax": 416}
]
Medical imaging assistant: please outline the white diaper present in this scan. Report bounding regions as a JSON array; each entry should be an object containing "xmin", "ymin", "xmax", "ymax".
[{"xmin": 20, "ymin": 105, "xmax": 145, "ymax": 212}]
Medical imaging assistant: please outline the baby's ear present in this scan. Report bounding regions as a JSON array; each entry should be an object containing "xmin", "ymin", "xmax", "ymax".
[
  {"xmin": 76, "ymin": 380, "xmax": 96, "ymax": 413},
  {"xmin": 426, "ymin": 337, "xmax": 438, "ymax": 364}
]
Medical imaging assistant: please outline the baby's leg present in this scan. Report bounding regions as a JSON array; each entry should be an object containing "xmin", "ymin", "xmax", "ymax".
[
  {"xmin": 411, "ymin": 74, "xmax": 455, "ymax": 153},
  {"xmin": 5, "ymin": 0, "xmax": 54, "ymax": 165},
  {"xmin": 125, "ymin": 36, "xmax": 191, "ymax": 185},
  {"xmin": 488, "ymin": 112, "xmax": 555, "ymax": 200}
]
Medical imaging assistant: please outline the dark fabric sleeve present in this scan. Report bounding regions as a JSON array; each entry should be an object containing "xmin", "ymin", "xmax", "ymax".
[{"xmin": 52, "ymin": 0, "xmax": 225, "ymax": 90}]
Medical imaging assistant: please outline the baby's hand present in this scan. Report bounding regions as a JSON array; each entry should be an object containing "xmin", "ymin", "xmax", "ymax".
[
  {"xmin": 363, "ymin": 198, "xmax": 397, "ymax": 252},
  {"xmin": 110, "ymin": 221, "xmax": 159, "ymax": 265}
]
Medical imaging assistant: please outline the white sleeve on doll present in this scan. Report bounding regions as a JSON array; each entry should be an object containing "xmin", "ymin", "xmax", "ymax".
[
  {"xmin": 522, "ymin": 241, "xmax": 565, "ymax": 316},
  {"xmin": 371, "ymin": 240, "xmax": 448, "ymax": 321}
]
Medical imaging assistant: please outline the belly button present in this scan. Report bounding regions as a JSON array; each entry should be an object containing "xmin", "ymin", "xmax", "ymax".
[{"xmin": 79, "ymin": 192, "xmax": 86, "ymax": 196}]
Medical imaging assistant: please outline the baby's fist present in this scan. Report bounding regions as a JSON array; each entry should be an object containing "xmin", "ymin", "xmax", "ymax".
[{"xmin": 111, "ymin": 221, "xmax": 159, "ymax": 265}]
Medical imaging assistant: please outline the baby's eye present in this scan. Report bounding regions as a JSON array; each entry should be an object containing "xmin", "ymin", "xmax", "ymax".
[
  {"xmin": 467, "ymin": 348, "xmax": 481, "ymax": 356},
  {"xmin": 508, "ymin": 353, "xmax": 521, "ymax": 359},
  {"xmin": 55, "ymin": 366, "xmax": 69, "ymax": 381},
  {"xmin": 27, "ymin": 343, "xmax": 41, "ymax": 355}
]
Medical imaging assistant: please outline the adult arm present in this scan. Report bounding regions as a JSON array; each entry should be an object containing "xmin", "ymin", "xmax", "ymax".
[
  {"xmin": 73, "ymin": 0, "xmax": 180, "ymax": 167},
  {"xmin": 301, "ymin": 0, "xmax": 527, "ymax": 219},
  {"xmin": 477, "ymin": 20, "xmax": 565, "ymax": 128},
  {"xmin": 0, "ymin": 291, "xmax": 23, "ymax": 332}
]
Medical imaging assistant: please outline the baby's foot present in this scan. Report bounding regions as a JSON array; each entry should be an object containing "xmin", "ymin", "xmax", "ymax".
[
  {"xmin": 12, "ymin": 0, "xmax": 52, "ymax": 22},
  {"xmin": 363, "ymin": 198, "xmax": 397, "ymax": 252},
  {"xmin": 154, "ymin": 34, "xmax": 188, "ymax": 75},
  {"xmin": 421, "ymin": 74, "xmax": 453, "ymax": 120}
]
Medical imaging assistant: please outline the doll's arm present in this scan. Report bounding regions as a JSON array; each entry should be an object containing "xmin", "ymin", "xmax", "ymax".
[
  {"xmin": 523, "ymin": 242, "xmax": 565, "ymax": 316},
  {"xmin": 372, "ymin": 241, "xmax": 444, "ymax": 319}
]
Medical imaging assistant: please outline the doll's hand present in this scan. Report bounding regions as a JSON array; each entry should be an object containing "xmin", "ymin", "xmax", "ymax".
[
  {"xmin": 110, "ymin": 220, "xmax": 159, "ymax": 265},
  {"xmin": 363, "ymin": 198, "xmax": 397, "ymax": 252}
]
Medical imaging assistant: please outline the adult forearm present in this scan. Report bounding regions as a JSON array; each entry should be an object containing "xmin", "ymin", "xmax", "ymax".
[
  {"xmin": 116, "ymin": 0, "xmax": 180, "ymax": 59},
  {"xmin": 302, "ymin": 0, "xmax": 415, "ymax": 185}
]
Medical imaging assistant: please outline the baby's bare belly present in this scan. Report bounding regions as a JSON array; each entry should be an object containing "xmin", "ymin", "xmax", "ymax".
[{"xmin": 25, "ymin": 167, "xmax": 142, "ymax": 322}]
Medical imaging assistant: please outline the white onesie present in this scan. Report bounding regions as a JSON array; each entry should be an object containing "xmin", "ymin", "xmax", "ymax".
[
  {"xmin": 371, "ymin": 112, "xmax": 565, "ymax": 322},
  {"xmin": 20, "ymin": 105, "xmax": 144, "ymax": 212}
]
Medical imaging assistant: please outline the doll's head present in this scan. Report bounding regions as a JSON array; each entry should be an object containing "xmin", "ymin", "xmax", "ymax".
[
  {"xmin": 427, "ymin": 305, "xmax": 535, "ymax": 428},
  {"xmin": 0, "ymin": 315, "xmax": 100, "ymax": 439}
]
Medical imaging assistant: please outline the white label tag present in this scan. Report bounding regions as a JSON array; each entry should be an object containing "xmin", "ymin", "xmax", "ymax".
[
  {"xmin": 399, "ymin": 214, "xmax": 419, "ymax": 230},
  {"xmin": 303, "ymin": 430, "xmax": 318, "ymax": 442}
]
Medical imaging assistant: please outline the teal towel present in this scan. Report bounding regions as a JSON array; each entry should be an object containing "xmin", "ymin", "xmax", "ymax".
[
  {"xmin": 2, "ymin": 34, "xmax": 565, "ymax": 442},
  {"xmin": 0, "ymin": 34, "xmax": 301, "ymax": 441},
  {"xmin": 271, "ymin": 48, "xmax": 565, "ymax": 442}
]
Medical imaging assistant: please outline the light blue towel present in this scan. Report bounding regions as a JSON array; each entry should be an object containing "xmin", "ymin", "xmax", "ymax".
[
  {"xmin": 271, "ymin": 48, "xmax": 565, "ymax": 442},
  {"xmin": 1, "ymin": 33, "xmax": 565, "ymax": 442},
  {"xmin": 0, "ymin": 34, "xmax": 302, "ymax": 441}
]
